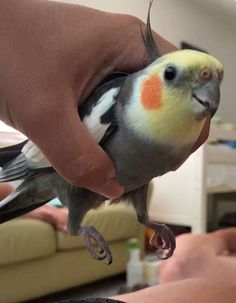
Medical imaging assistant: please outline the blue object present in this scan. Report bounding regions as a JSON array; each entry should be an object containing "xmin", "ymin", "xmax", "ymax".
[
  {"xmin": 48, "ymin": 197, "xmax": 63, "ymax": 208},
  {"xmin": 220, "ymin": 140, "xmax": 236, "ymax": 149}
]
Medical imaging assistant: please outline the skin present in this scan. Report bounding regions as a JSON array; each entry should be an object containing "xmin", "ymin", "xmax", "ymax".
[
  {"xmin": 23, "ymin": 204, "xmax": 68, "ymax": 233},
  {"xmin": 0, "ymin": 183, "xmax": 68, "ymax": 232},
  {"xmin": 113, "ymin": 279, "xmax": 236, "ymax": 303},
  {"xmin": 2, "ymin": 184, "xmax": 235, "ymax": 302},
  {"xmin": 113, "ymin": 228, "xmax": 236, "ymax": 303},
  {"xmin": 0, "ymin": 183, "xmax": 13, "ymax": 201},
  {"xmin": 0, "ymin": 0, "xmax": 209, "ymax": 198},
  {"xmin": 160, "ymin": 228, "xmax": 236, "ymax": 284}
]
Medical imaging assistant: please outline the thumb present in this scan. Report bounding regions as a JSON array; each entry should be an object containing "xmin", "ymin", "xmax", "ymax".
[{"xmin": 23, "ymin": 96, "xmax": 123, "ymax": 199}]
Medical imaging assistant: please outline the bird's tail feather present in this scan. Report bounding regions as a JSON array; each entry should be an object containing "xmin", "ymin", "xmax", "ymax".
[
  {"xmin": 0, "ymin": 140, "xmax": 29, "ymax": 182},
  {"xmin": 0, "ymin": 174, "xmax": 55, "ymax": 224},
  {"xmin": 0, "ymin": 141, "xmax": 27, "ymax": 167},
  {"xmin": 0, "ymin": 153, "xmax": 28, "ymax": 182}
]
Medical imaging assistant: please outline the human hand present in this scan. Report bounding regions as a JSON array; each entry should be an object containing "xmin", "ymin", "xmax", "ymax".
[{"xmin": 0, "ymin": 0, "xmax": 175, "ymax": 198}]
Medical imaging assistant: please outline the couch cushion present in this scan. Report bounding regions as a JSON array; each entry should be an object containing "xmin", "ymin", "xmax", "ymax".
[
  {"xmin": 57, "ymin": 204, "xmax": 139, "ymax": 251},
  {"xmin": 0, "ymin": 218, "xmax": 56, "ymax": 265}
]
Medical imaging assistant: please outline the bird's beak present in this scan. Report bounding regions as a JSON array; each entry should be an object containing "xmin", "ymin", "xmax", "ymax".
[{"xmin": 192, "ymin": 79, "xmax": 220, "ymax": 119}]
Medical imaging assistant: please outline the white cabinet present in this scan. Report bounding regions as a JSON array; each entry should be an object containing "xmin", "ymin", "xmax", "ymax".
[{"xmin": 149, "ymin": 127, "xmax": 236, "ymax": 233}]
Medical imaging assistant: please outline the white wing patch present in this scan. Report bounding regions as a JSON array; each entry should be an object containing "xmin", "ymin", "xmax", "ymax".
[
  {"xmin": 83, "ymin": 88, "xmax": 118, "ymax": 143},
  {"xmin": 22, "ymin": 141, "xmax": 51, "ymax": 168},
  {"xmin": 21, "ymin": 87, "xmax": 119, "ymax": 169}
]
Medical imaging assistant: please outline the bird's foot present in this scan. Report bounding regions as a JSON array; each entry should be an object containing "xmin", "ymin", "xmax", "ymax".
[
  {"xmin": 79, "ymin": 226, "xmax": 112, "ymax": 264},
  {"xmin": 148, "ymin": 221, "xmax": 176, "ymax": 259}
]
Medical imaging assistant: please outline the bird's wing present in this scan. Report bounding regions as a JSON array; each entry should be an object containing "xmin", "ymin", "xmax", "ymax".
[
  {"xmin": 0, "ymin": 140, "xmax": 54, "ymax": 182},
  {"xmin": 0, "ymin": 73, "xmax": 127, "ymax": 181},
  {"xmin": 0, "ymin": 140, "xmax": 27, "ymax": 167},
  {"xmin": 0, "ymin": 140, "xmax": 30, "ymax": 181},
  {"xmin": 80, "ymin": 74, "xmax": 127, "ymax": 146},
  {"xmin": 0, "ymin": 171, "xmax": 55, "ymax": 223}
]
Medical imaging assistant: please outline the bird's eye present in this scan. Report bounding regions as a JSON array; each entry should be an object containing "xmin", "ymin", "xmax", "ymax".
[{"xmin": 164, "ymin": 66, "xmax": 177, "ymax": 81}]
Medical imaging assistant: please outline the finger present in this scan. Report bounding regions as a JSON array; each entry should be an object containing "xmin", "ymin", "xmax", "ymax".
[
  {"xmin": 110, "ymin": 15, "xmax": 177, "ymax": 74},
  {"xmin": 21, "ymin": 94, "xmax": 124, "ymax": 199}
]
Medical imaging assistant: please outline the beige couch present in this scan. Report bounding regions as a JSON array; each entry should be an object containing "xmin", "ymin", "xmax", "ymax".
[{"xmin": 0, "ymin": 203, "xmax": 145, "ymax": 303}]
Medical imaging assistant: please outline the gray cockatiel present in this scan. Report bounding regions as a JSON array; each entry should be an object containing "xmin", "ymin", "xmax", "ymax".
[{"xmin": 0, "ymin": 3, "xmax": 223, "ymax": 264}]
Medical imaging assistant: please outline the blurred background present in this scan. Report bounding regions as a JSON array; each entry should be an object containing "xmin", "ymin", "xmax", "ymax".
[{"xmin": 1, "ymin": 1, "xmax": 236, "ymax": 302}]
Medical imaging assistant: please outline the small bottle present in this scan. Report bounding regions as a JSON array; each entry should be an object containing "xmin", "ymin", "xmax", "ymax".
[
  {"xmin": 126, "ymin": 238, "xmax": 143, "ymax": 288},
  {"xmin": 143, "ymin": 255, "xmax": 161, "ymax": 285}
]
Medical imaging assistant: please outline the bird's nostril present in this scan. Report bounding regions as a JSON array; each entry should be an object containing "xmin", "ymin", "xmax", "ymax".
[{"xmin": 200, "ymin": 68, "xmax": 212, "ymax": 81}]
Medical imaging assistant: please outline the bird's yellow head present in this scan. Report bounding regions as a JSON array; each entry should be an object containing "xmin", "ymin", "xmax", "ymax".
[{"xmin": 124, "ymin": 49, "xmax": 223, "ymax": 145}]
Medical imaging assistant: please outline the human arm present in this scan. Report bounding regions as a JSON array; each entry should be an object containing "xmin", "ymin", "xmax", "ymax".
[
  {"xmin": 112, "ymin": 278, "xmax": 236, "ymax": 303},
  {"xmin": 159, "ymin": 229, "xmax": 236, "ymax": 284}
]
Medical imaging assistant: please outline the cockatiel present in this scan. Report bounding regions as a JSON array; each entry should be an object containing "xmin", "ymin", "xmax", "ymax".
[{"xmin": 0, "ymin": 3, "xmax": 223, "ymax": 264}]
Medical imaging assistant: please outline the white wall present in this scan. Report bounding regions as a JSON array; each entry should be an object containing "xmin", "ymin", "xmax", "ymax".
[
  {"xmin": 54, "ymin": 0, "xmax": 236, "ymax": 124},
  {"xmin": 152, "ymin": 0, "xmax": 236, "ymax": 125}
]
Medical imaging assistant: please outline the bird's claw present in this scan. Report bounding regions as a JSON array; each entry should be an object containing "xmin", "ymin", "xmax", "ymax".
[
  {"xmin": 149, "ymin": 222, "xmax": 176, "ymax": 260},
  {"xmin": 80, "ymin": 226, "xmax": 113, "ymax": 264}
]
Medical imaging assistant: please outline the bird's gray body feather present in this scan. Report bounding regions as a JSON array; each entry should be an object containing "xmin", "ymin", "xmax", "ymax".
[{"xmin": 0, "ymin": 73, "xmax": 179, "ymax": 262}]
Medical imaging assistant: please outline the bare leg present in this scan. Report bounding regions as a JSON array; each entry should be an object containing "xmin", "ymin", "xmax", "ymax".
[{"xmin": 65, "ymin": 189, "xmax": 112, "ymax": 264}]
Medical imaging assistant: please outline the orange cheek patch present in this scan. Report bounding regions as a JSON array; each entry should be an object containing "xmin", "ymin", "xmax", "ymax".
[{"xmin": 141, "ymin": 75, "xmax": 162, "ymax": 110}]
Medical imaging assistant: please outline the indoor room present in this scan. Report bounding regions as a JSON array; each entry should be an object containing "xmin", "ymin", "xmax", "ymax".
[{"xmin": 0, "ymin": 1, "xmax": 235, "ymax": 302}]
